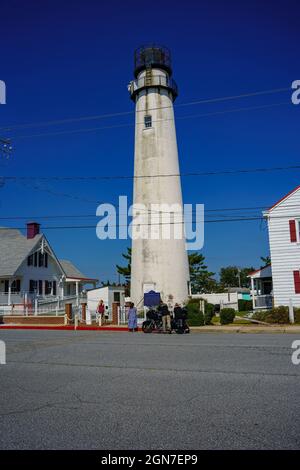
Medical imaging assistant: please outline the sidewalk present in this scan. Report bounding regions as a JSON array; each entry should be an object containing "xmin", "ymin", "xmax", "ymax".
[{"xmin": 190, "ymin": 325, "xmax": 300, "ymax": 333}]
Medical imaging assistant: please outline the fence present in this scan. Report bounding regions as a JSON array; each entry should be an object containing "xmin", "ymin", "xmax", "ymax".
[{"xmin": 0, "ymin": 292, "xmax": 87, "ymax": 316}]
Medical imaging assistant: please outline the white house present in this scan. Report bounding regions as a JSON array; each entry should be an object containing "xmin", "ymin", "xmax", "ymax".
[
  {"xmin": 0, "ymin": 222, "xmax": 98, "ymax": 310},
  {"xmin": 87, "ymin": 285, "xmax": 125, "ymax": 321},
  {"xmin": 249, "ymin": 185, "xmax": 300, "ymax": 309}
]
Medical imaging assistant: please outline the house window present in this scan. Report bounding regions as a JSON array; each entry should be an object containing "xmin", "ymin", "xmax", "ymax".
[
  {"xmin": 27, "ymin": 254, "xmax": 33, "ymax": 266},
  {"xmin": 53, "ymin": 280, "xmax": 57, "ymax": 296},
  {"xmin": 45, "ymin": 281, "xmax": 52, "ymax": 295},
  {"xmin": 289, "ymin": 219, "xmax": 300, "ymax": 243},
  {"xmin": 11, "ymin": 280, "xmax": 21, "ymax": 293},
  {"xmin": 38, "ymin": 280, "xmax": 43, "ymax": 295},
  {"xmin": 29, "ymin": 280, "xmax": 38, "ymax": 293},
  {"xmin": 294, "ymin": 270, "xmax": 300, "ymax": 294},
  {"xmin": 113, "ymin": 292, "xmax": 120, "ymax": 302},
  {"xmin": 144, "ymin": 115, "xmax": 152, "ymax": 128},
  {"xmin": 38, "ymin": 252, "xmax": 48, "ymax": 267}
]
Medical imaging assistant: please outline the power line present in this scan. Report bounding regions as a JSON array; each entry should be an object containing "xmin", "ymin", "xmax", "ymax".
[
  {"xmin": 0, "ymin": 213, "xmax": 299, "ymax": 230},
  {"xmin": 10, "ymin": 101, "xmax": 290, "ymax": 140},
  {"xmin": 4, "ymin": 162, "xmax": 300, "ymax": 181},
  {"xmin": 0, "ymin": 203, "xmax": 293, "ymax": 220},
  {"xmin": 0, "ymin": 86, "xmax": 290, "ymax": 133}
]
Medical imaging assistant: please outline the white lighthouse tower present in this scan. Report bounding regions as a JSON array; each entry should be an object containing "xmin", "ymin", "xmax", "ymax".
[{"xmin": 128, "ymin": 45, "xmax": 189, "ymax": 307}]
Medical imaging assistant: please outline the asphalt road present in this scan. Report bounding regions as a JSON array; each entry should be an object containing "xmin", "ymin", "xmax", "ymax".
[{"xmin": 0, "ymin": 330, "xmax": 299, "ymax": 450}]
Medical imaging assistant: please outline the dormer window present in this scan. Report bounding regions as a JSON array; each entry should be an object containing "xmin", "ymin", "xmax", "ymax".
[{"xmin": 144, "ymin": 115, "xmax": 152, "ymax": 128}]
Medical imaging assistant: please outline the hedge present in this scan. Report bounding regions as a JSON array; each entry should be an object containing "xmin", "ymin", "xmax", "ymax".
[{"xmin": 220, "ymin": 308, "xmax": 236, "ymax": 325}]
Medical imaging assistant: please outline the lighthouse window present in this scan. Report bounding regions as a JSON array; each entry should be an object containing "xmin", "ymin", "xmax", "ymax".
[{"xmin": 144, "ymin": 115, "xmax": 152, "ymax": 128}]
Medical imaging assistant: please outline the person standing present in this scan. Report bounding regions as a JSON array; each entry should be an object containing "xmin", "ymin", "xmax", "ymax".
[
  {"xmin": 128, "ymin": 302, "xmax": 138, "ymax": 332},
  {"xmin": 97, "ymin": 299, "xmax": 105, "ymax": 325},
  {"xmin": 159, "ymin": 302, "xmax": 171, "ymax": 332}
]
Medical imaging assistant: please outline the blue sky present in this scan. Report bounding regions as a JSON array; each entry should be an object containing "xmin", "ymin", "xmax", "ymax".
[{"xmin": 0, "ymin": 0, "xmax": 299, "ymax": 282}]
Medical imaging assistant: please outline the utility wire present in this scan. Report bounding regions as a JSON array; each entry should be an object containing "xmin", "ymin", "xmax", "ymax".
[
  {"xmin": 4, "ymin": 162, "xmax": 300, "ymax": 181},
  {"xmin": 0, "ymin": 213, "xmax": 299, "ymax": 230},
  {"xmin": 10, "ymin": 101, "xmax": 290, "ymax": 139},
  {"xmin": 0, "ymin": 86, "xmax": 290, "ymax": 133}
]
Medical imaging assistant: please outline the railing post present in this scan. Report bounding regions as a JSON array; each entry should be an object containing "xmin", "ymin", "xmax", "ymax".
[
  {"xmin": 65, "ymin": 303, "xmax": 72, "ymax": 324},
  {"xmin": 289, "ymin": 298, "xmax": 295, "ymax": 324}
]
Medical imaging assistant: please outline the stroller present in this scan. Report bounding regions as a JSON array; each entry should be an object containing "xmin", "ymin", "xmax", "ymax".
[{"xmin": 171, "ymin": 307, "xmax": 190, "ymax": 334}]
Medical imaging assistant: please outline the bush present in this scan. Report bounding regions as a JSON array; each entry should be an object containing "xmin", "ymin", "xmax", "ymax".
[
  {"xmin": 204, "ymin": 303, "xmax": 214, "ymax": 325},
  {"xmin": 294, "ymin": 308, "xmax": 300, "ymax": 324},
  {"xmin": 220, "ymin": 308, "xmax": 236, "ymax": 325},
  {"xmin": 238, "ymin": 299, "xmax": 252, "ymax": 312},
  {"xmin": 252, "ymin": 310, "xmax": 269, "ymax": 322},
  {"xmin": 253, "ymin": 306, "xmax": 289, "ymax": 324},
  {"xmin": 186, "ymin": 301, "xmax": 204, "ymax": 326}
]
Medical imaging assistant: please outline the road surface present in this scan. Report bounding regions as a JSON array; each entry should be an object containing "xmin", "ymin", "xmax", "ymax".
[{"xmin": 0, "ymin": 330, "xmax": 299, "ymax": 449}]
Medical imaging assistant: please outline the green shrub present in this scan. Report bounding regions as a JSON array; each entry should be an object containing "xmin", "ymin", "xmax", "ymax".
[
  {"xmin": 266, "ymin": 306, "xmax": 289, "ymax": 324},
  {"xmin": 220, "ymin": 308, "xmax": 236, "ymax": 325},
  {"xmin": 204, "ymin": 303, "xmax": 214, "ymax": 325},
  {"xmin": 252, "ymin": 310, "xmax": 269, "ymax": 322},
  {"xmin": 186, "ymin": 301, "xmax": 204, "ymax": 326},
  {"xmin": 253, "ymin": 306, "xmax": 289, "ymax": 324},
  {"xmin": 238, "ymin": 299, "xmax": 252, "ymax": 312},
  {"xmin": 294, "ymin": 308, "xmax": 300, "ymax": 324}
]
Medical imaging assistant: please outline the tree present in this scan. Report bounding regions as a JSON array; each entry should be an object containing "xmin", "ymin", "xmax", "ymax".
[
  {"xmin": 260, "ymin": 255, "xmax": 271, "ymax": 266},
  {"xmin": 188, "ymin": 252, "xmax": 216, "ymax": 294},
  {"xmin": 116, "ymin": 247, "xmax": 131, "ymax": 283},
  {"xmin": 116, "ymin": 248, "xmax": 217, "ymax": 294},
  {"xmin": 116, "ymin": 247, "xmax": 131, "ymax": 295},
  {"xmin": 219, "ymin": 266, "xmax": 255, "ymax": 288}
]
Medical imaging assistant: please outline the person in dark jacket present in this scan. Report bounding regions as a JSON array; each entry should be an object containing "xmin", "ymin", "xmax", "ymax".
[
  {"xmin": 173, "ymin": 303, "xmax": 183, "ymax": 319},
  {"xmin": 158, "ymin": 302, "xmax": 171, "ymax": 332}
]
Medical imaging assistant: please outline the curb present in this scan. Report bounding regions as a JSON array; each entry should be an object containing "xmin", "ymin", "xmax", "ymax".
[{"xmin": 0, "ymin": 325, "xmax": 136, "ymax": 332}]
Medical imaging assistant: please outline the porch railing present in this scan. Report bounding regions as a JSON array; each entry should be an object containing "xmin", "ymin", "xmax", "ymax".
[{"xmin": 254, "ymin": 295, "xmax": 273, "ymax": 309}]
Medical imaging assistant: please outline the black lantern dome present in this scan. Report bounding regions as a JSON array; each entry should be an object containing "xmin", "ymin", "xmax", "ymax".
[{"xmin": 134, "ymin": 45, "xmax": 172, "ymax": 78}]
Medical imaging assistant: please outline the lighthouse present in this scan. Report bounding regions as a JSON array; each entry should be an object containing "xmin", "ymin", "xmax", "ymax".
[{"xmin": 128, "ymin": 45, "xmax": 189, "ymax": 307}]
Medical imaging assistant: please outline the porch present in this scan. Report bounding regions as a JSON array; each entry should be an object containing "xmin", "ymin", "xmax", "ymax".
[{"xmin": 248, "ymin": 265, "xmax": 273, "ymax": 310}]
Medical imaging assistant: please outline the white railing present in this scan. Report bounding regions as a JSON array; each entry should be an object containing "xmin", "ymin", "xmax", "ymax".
[
  {"xmin": 0, "ymin": 291, "xmax": 87, "ymax": 315},
  {"xmin": 254, "ymin": 295, "xmax": 273, "ymax": 309},
  {"xmin": 117, "ymin": 306, "xmax": 146, "ymax": 326}
]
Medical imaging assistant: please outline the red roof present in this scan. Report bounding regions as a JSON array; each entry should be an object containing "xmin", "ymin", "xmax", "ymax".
[
  {"xmin": 267, "ymin": 185, "xmax": 300, "ymax": 212},
  {"xmin": 247, "ymin": 264, "xmax": 271, "ymax": 276}
]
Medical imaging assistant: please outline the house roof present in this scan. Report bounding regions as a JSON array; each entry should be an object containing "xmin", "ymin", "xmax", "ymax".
[
  {"xmin": 0, "ymin": 227, "xmax": 97, "ymax": 282},
  {"xmin": 0, "ymin": 228, "xmax": 43, "ymax": 277},
  {"xmin": 247, "ymin": 264, "xmax": 272, "ymax": 279},
  {"xmin": 267, "ymin": 185, "xmax": 300, "ymax": 212},
  {"xmin": 59, "ymin": 259, "xmax": 97, "ymax": 281}
]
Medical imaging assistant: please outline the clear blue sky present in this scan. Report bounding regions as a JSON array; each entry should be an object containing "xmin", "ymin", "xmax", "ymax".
[{"xmin": 0, "ymin": 0, "xmax": 299, "ymax": 282}]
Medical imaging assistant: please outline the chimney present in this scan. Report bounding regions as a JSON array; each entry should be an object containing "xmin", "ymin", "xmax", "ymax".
[{"xmin": 27, "ymin": 222, "xmax": 40, "ymax": 239}]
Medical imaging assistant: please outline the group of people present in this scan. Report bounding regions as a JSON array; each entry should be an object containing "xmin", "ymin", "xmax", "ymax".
[
  {"xmin": 97, "ymin": 299, "xmax": 186, "ymax": 333},
  {"xmin": 157, "ymin": 302, "xmax": 186, "ymax": 332}
]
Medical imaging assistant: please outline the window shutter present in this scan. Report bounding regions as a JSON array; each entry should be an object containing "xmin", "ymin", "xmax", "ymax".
[
  {"xmin": 289, "ymin": 220, "xmax": 297, "ymax": 242},
  {"xmin": 293, "ymin": 271, "xmax": 300, "ymax": 294}
]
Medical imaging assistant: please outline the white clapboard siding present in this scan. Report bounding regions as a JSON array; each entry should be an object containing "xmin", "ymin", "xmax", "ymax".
[{"xmin": 267, "ymin": 186, "xmax": 300, "ymax": 306}]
